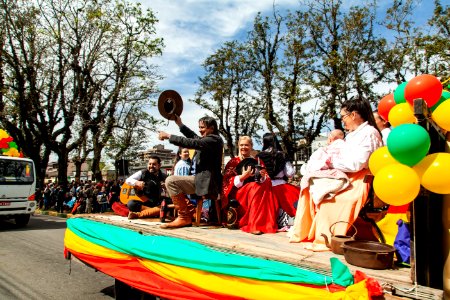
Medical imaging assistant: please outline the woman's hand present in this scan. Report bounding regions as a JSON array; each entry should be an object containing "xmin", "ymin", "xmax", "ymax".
[{"xmin": 239, "ymin": 165, "xmax": 254, "ymax": 182}]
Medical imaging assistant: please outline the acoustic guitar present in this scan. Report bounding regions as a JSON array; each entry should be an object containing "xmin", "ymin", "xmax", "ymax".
[{"xmin": 119, "ymin": 183, "xmax": 149, "ymax": 205}]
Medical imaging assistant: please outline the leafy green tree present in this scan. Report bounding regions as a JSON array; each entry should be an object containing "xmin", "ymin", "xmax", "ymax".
[
  {"xmin": 194, "ymin": 41, "xmax": 262, "ymax": 156},
  {"xmin": 297, "ymin": 0, "xmax": 384, "ymax": 130},
  {"xmin": 247, "ymin": 12, "xmax": 284, "ymax": 137},
  {"xmin": 415, "ymin": 0, "xmax": 450, "ymax": 81},
  {"xmin": 276, "ymin": 12, "xmax": 314, "ymax": 155},
  {"xmin": 81, "ymin": 0, "xmax": 163, "ymax": 181},
  {"xmin": 245, "ymin": 1, "xmax": 384, "ymax": 158},
  {"xmin": 379, "ymin": 0, "xmax": 422, "ymax": 83}
]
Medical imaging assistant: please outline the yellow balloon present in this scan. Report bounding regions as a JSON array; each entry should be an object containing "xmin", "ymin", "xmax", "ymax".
[
  {"xmin": 431, "ymin": 99, "xmax": 450, "ymax": 131},
  {"xmin": 0, "ymin": 129, "xmax": 9, "ymax": 139},
  {"xmin": 388, "ymin": 103, "xmax": 416, "ymax": 127},
  {"xmin": 368, "ymin": 146, "xmax": 398, "ymax": 176},
  {"xmin": 373, "ymin": 163, "xmax": 420, "ymax": 205},
  {"xmin": 413, "ymin": 152, "xmax": 450, "ymax": 194},
  {"xmin": 3, "ymin": 148, "xmax": 20, "ymax": 157}
]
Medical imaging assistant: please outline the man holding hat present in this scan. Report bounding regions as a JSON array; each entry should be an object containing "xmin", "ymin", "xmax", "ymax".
[{"xmin": 158, "ymin": 115, "xmax": 223, "ymax": 229}]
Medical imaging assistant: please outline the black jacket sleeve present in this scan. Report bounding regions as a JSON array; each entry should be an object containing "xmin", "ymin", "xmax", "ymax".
[{"xmin": 169, "ymin": 132, "xmax": 218, "ymax": 152}]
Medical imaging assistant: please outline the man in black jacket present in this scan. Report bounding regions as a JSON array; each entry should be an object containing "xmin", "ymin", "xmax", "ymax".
[{"xmin": 158, "ymin": 116, "xmax": 223, "ymax": 229}]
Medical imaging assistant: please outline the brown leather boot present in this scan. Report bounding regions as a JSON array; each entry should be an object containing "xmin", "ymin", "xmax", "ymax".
[
  {"xmin": 128, "ymin": 206, "xmax": 160, "ymax": 219},
  {"xmin": 128, "ymin": 211, "xmax": 139, "ymax": 219},
  {"xmin": 138, "ymin": 206, "xmax": 160, "ymax": 218},
  {"xmin": 160, "ymin": 194, "xmax": 192, "ymax": 229}
]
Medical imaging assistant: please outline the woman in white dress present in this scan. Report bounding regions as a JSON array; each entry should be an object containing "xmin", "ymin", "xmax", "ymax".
[{"xmin": 289, "ymin": 97, "xmax": 383, "ymax": 251}]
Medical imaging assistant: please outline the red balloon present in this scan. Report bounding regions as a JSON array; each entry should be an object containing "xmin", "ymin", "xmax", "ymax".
[
  {"xmin": 404, "ymin": 74, "xmax": 443, "ymax": 107},
  {"xmin": 377, "ymin": 93, "xmax": 396, "ymax": 121},
  {"xmin": 0, "ymin": 137, "xmax": 13, "ymax": 149}
]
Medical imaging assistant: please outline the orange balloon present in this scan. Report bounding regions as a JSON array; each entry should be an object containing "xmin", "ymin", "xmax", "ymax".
[
  {"xmin": 404, "ymin": 74, "xmax": 443, "ymax": 107},
  {"xmin": 377, "ymin": 93, "xmax": 396, "ymax": 121}
]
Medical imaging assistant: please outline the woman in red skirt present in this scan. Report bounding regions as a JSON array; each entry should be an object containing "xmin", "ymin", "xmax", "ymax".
[{"xmin": 222, "ymin": 136, "xmax": 278, "ymax": 235}]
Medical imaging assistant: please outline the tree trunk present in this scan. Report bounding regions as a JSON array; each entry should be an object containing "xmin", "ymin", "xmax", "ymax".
[
  {"xmin": 56, "ymin": 150, "xmax": 69, "ymax": 186},
  {"xmin": 91, "ymin": 149, "xmax": 102, "ymax": 182},
  {"xmin": 73, "ymin": 159, "xmax": 83, "ymax": 183}
]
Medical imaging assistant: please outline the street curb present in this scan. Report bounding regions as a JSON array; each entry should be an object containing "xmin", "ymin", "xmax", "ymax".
[{"xmin": 35, "ymin": 209, "xmax": 73, "ymax": 219}]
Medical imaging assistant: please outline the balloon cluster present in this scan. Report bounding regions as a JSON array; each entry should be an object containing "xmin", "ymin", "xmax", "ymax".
[
  {"xmin": 370, "ymin": 74, "xmax": 450, "ymax": 205},
  {"xmin": 0, "ymin": 129, "xmax": 22, "ymax": 157}
]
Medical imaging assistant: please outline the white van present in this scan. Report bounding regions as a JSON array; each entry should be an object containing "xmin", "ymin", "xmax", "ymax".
[{"xmin": 0, "ymin": 156, "xmax": 37, "ymax": 226}]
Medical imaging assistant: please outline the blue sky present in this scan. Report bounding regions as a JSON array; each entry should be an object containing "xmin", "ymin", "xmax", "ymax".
[{"xmin": 138, "ymin": 0, "xmax": 437, "ymax": 149}]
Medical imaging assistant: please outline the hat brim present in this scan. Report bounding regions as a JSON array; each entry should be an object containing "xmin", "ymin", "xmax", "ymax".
[
  {"xmin": 235, "ymin": 158, "xmax": 259, "ymax": 175},
  {"xmin": 158, "ymin": 90, "xmax": 183, "ymax": 120}
]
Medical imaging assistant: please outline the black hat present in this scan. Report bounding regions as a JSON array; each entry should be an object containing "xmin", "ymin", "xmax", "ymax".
[
  {"xmin": 235, "ymin": 157, "xmax": 259, "ymax": 175},
  {"xmin": 158, "ymin": 90, "xmax": 183, "ymax": 120}
]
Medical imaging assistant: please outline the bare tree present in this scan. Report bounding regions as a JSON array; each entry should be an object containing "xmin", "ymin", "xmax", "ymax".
[
  {"xmin": 0, "ymin": 0, "xmax": 54, "ymax": 187},
  {"xmin": 0, "ymin": 0, "xmax": 163, "ymax": 186}
]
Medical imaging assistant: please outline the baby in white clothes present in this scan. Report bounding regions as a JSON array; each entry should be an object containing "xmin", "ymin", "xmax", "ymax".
[{"xmin": 301, "ymin": 129, "xmax": 345, "ymax": 175}]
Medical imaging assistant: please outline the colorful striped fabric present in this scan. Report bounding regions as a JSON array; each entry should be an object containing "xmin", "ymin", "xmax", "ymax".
[{"xmin": 64, "ymin": 218, "xmax": 371, "ymax": 299}]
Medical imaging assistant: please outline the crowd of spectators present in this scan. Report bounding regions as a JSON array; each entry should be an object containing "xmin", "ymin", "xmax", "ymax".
[{"xmin": 36, "ymin": 179, "xmax": 124, "ymax": 215}]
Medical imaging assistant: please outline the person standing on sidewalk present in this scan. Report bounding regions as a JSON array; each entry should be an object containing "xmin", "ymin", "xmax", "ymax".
[
  {"xmin": 56, "ymin": 185, "xmax": 66, "ymax": 213},
  {"xmin": 84, "ymin": 183, "xmax": 94, "ymax": 214},
  {"xmin": 158, "ymin": 115, "xmax": 223, "ymax": 229}
]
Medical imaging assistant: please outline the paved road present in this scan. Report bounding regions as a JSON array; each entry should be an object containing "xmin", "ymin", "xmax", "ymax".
[{"xmin": 0, "ymin": 214, "xmax": 115, "ymax": 300}]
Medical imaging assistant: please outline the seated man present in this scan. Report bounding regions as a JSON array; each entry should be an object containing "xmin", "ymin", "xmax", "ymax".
[
  {"xmin": 158, "ymin": 115, "xmax": 223, "ymax": 229},
  {"xmin": 126, "ymin": 156, "xmax": 167, "ymax": 219},
  {"xmin": 289, "ymin": 98, "xmax": 383, "ymax": 251}
]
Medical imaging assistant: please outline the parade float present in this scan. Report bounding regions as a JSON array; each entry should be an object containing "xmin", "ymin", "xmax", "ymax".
[{"xmin": 64, "ymin": 75, "xmax": 450, "ymax": 299}]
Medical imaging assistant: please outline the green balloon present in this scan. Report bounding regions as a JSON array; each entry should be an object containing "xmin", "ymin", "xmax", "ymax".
[
  {"xmin": 8, "ymin": 141, "xmax": 18, "ymax": 149},
  {"xmin": 393, "ymin": 82, "xmax": 408, "ymax": 104},
  {"xmin": 387, "ymin": 124, "xmax": 430, "ymax": 166},
  {"xmin": 431, "ymin": 90, "xmax": 450, "ymax": 112}
]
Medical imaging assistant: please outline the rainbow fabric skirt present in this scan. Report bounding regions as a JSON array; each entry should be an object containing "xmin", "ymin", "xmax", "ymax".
[{"xmin": 64, "ymin": 218, "xmax": 373, "ymax": 299}]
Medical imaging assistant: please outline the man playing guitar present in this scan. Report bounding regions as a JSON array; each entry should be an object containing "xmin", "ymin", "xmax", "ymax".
[{"xmin": 125, "ymin": 155, "xmax": 167, "ymax": 219}]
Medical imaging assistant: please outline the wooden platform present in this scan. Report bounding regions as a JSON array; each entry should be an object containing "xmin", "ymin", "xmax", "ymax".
[{"xmin": 75, "ymin": 214, "xmax": 443, "ymax": 300}]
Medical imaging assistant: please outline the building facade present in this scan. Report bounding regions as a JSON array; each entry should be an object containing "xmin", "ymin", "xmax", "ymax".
[
  {"xmin": 129, "ymin": 144, "xmax": 176, "ymax": 175},
  {"xmin": 45, "ymin": 159, "xmax": 91, "ymax": 183}
]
